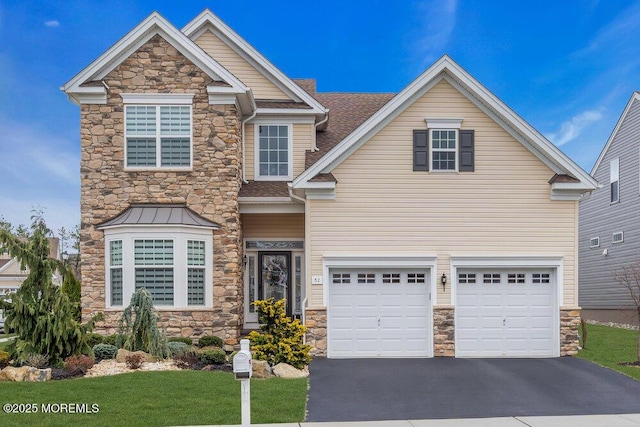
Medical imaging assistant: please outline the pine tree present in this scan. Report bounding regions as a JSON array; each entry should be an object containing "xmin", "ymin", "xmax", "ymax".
[
  {"xmin": 0, "ymin": 212, "xmax": 101, "ymax": 365},
  {"xmin": 116, "ymin": 288, "xmax": 169, "ymax": 358}
]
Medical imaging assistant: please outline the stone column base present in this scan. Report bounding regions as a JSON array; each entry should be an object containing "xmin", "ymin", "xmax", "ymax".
[
  {"xmin": 560, "ymin": 307, "xmax": 581, "ymax": 356},
  {"xmin": 305, "ymin": 309, "xmax": 327, "ymax": 357},
  {"xmin": 433, "ymin": 306, "xmax": 455, "ymax": 357}
]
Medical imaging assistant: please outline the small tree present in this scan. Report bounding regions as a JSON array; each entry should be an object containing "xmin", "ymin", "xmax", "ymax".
[
  {"xmin": 614, "ymin": 262, "xmax": 640, "ymax": 362},
  {"xmin": 0, "ymin": 212, "xmax": 100, "ymax": 365},
  {"xmin": 116, "ymin": 288, "xmax": 169, "ymax": 358},
  {"xmin": 248, "ymin": 298, "xmax": 312, "ymax": 369}
]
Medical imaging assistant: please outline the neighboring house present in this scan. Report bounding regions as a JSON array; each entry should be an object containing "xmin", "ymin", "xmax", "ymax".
[
  {"xmin": 579, "ymin": 92, "xmax": 640, "ymax": 326},
  {"xmin": 61, "ymin": 10, "xmax": 597, "ymax": 358},
  {"xmin": 0, "ymin": 238, "xmax": 61, "ymax": 327}
]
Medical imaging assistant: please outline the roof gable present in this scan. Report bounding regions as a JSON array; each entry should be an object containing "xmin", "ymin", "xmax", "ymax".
[
  {"xmin": 61, "ymin": 11, "xmax": 248, "ymax": 105},
  {"xmin": 591, "ymin": 92, "xmax": 640, "ymax": 174},
  {"xmin": 182, "ymin": 9, "xmax": 326, "ymax": 115},
  {"xmin": 293, "ymin": 55, "xmax": 597, "ymax": 197}
]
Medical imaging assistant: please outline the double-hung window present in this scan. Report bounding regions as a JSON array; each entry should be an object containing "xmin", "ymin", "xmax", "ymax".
[
  {"xmin": 431, "ymin": 129, "xmax": 457, "ymax": 171},
  {"xmin": 134, "ymin": 239, "xmax": 175, "ymax": 305},
  {"xmin": 122, "ymin": 94, "xmax": 193, "ymax": 169},
  {"xmin": 255, "ymin": 124, "xmax": 292, "ymax": 180},
  {"xmin": 610, "ymin": 157, "xmax": 619, "ymax": 203}
]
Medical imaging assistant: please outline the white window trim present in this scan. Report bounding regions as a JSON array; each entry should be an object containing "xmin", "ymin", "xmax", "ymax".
[
  {"xmin": 613, "ymin": 231, "xmax": 624, "ymax": 244},
  {"xmin": 254, "ymin": 123, "xmax": 293, "ymax": 181},
  {"xmin": 589, "ymin": 237, "xmax": 600, "ymax": 248},
  {"xmin": 610, "ymin": 157, "xmax": 620, "ymax": 204},
  {"xmin": 104, "ymin": 226, "xmax": 213, "ymax": 309},
  {"xmin": 430, "ymin": 128, "xmax": 459, "ymax": 172},
  {"xmin": 123, "ymin": 96, "xmax": 194, "ymax": 171}
]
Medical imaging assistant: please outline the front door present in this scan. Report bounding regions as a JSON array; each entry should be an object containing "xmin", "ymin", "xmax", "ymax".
[{"xmin": 258, "ymin": 252, "xmax": 292, "ymax": 316}]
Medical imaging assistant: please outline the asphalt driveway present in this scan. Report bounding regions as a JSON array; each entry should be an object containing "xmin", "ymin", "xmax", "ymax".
[{"xmin": 305, "ymin": 358, "xmax": 640, "ymax": 422}]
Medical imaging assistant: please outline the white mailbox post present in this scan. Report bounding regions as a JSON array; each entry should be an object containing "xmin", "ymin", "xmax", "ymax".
[{"xmin": 233, "ymin": 339, "xmax": 252, "ymax": 426}]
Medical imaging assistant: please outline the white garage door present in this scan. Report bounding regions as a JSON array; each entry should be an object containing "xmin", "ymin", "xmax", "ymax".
[
  {"xmin": 328, "ymin": 269, "xmax": 431, "ymax": 358},
  {"xmin": 456, "ymin": 269, "xmax": 556, "ymax": 357}
]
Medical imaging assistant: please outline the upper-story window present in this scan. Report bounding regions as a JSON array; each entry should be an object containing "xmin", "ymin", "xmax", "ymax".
[
  {"xmin": 255, "ymin": 124, "xmax": 292, "ymax": 180},
  {"xmin": 122, "ymin": 94, "xmax": 194, "ymax": 170},
  {"xmin": 610, "ymin": 158, "xmax": 619, "ymax": 203},
  {"xmin": 431, "ymin": 129, "xmax": 457, "ymax": 171}
]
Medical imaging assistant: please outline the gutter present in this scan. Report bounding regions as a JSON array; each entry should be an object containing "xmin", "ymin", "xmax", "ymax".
[
  {"xmin": 288, "ymin": 182, "xmax": 308, "ymax": 340},
  {"xmin": 241, "ymin": 92, "xmax": 258, "ymax": 184},
  {"xmin": 313, "ymin": 110, "xmax": 330, "ymax": 151}
]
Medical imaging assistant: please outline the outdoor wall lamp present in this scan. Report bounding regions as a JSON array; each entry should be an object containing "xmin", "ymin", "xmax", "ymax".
[
  {"xmin": 441, "ymin": 273, "xmax": 447, "ymax": 291},
  {"xmin": 243, "ymin": 255, "xmax": 248, "ymax": 267}
]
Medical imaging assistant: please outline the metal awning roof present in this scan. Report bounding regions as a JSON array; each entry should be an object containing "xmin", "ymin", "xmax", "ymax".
[{"xmin": 97, "ymin": 204, "xmax": 220, "ymax": 229}]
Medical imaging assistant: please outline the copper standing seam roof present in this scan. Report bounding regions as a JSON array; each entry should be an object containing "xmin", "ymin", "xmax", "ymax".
[{"xmin": 96, "ymin": 204, "xmax": 220, "ymax": 229}]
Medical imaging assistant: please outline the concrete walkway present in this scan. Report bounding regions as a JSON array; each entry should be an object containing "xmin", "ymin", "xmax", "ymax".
[{"xmin": 202, "ymin": 413, "xmax": 640, "ymax": 426}]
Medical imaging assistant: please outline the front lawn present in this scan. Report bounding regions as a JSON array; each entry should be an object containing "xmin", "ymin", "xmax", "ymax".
[
  {"xmin": 0, "ymin": 370, "xmax": 307, "ymax": 427},
  {"xmin": 577, "ymin": 323, "xmax": 640, "ymax": 381}
]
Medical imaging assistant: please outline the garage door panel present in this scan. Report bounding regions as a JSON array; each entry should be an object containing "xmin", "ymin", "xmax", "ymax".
[
  {"xmin": 329, "ymin": 268, "xmax": 431, "ymax": 358},
  {"xmin": 456, "ymin": 269, "xmax": 556, "ymax": 358}
]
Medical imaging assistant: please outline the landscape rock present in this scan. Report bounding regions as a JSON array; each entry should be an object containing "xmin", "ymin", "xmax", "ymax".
[
  {"xmin": 272, "ymin": 363, "xmax": 309, "ymax": 379},
  {"xmin": 2, "ymin": 366, "xmax": 29, "ymax": 382},
  {"xmin": 24, "ymin": 367, "xmax": 51, "ymax": 382},
  {"xmin": 115, "ymin": 349, "xmax": 158, "ymax": 363},
  {"xmin": 251, "ymin": 360, "xmax": 273, "ymax": 379}
]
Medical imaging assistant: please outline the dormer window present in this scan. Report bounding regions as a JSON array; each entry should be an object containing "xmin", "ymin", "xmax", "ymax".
[{"xmin": 255, "ymin": 124, "xmax": 292, "ymax": 180}]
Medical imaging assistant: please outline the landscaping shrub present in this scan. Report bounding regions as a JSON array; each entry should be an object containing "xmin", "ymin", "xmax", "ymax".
[
  {"xmin": 103, "ymin": 334, "xmax": 118, "ymax": 347},
  {"xmin": 86, "ymin": 333, "xmax": 104, "ymax": 348},
  {"xmin": 24, "ymin": 353, "xmax": 49, "ymax": 369},
  {"xmin": 167, "ymin": 341, "xmax": 189, "ymax": 357},
  {"xmin": 248, "ymin": 298, "xmax": 312, "ymax": 369},
  {"xmin": 116, "ymin": 288, "xmax": 169, "ymax": 358},
  {"xmin": 93, "ymin": 344, "xmax": 118, "ymax": 360},
  {"xmin": 125, "ymin": 353, "xmax": 144, "ymax": 369},
  {"xmin": 168, "ymin": 336, "xmax": 193, "ymax": 346},
  {"xmin": 198, "ymin": 335, "xmax": 223, "ymax": 348},
  {"xmin": 64, "ymin": 354, "xmax": 94, "ymax": 374},
  {"xmin": 0, "ymin": 350, "xmax": 10, "ymax": 369},
  {"xmin": 173, "ymin": 350, "xmax": 203, "ymax": 370},
  {"xmin": 199, "ymin": 348, "xmax": 226, "ymax": 365}
]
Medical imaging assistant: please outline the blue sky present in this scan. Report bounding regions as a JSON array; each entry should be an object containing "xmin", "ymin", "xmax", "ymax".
[{"xmin": 1, "ymin": 0, "xmax": 639, "ymax": 236}]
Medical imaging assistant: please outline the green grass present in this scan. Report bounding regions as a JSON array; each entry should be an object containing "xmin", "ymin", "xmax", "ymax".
[
  {"xmin": 577, "ymin": 323, "xmax": 640, "ymax": 381},
  {"xmin": 0, "ymin": 370, "xmax": 307, "ymax": 427}
]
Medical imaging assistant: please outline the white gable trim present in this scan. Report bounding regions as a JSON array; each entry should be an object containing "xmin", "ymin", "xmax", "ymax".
[
  {"xmin": 182, "ymin": 10, "xmax": 327, "ymax": 116},
  {"xmin": 591, "ymin": 92, "xmax": 640, "ymax": 174},
  {"xmin": 61, "ymin": 12, "xmax": 249, "ymax": 106},
  {"xmin": 293, "ymin": 55, "xmax": 597, "ymax": 192}
]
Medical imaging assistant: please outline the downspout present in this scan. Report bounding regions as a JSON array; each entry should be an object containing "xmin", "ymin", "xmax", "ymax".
[
  {"xmin": 289, "ymin": 183, "xmax": 309, "ymax": 342},
  {"xmin": 312, "ymin": 110, "xmax": 330, "ymax": 151},
  {"xmin": 241, "ymin": 92, "xmax": 258, "ymax": 183}
]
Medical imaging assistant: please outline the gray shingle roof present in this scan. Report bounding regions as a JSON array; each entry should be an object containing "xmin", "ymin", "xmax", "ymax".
[{"xmin": 97, "ymin": 204, "xmax": 220, "ymax": 229}]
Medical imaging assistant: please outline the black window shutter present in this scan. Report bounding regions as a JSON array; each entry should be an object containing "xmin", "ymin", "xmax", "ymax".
[
  {"xmin": 459, "ymin": 130, "xmax": 474, "ymax": 172},
  {"xmin": 413, "ymin": 130, "xmax": 429, "ymax": 171}
]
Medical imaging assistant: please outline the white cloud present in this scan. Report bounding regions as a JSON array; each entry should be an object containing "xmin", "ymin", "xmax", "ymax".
[
  {"xmin": 44, "ymin": 20, "xmax": 60, "ymax": 27},
  {"xmin": 411, "ymin": 0, "xmax": 458, "ymax": 67},
  {"xmin": 546, "ymin": 110, "xmax": 603, "ymax": 147}
]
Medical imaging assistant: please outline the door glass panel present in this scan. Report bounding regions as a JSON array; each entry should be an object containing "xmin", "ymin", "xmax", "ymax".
[
  {"xmin": 262, "ymin": 254, "xmax": 289, "ymax": 302},
  {"xmin": 248, "ymin": 255, "xmax": 256, "ymax": 313},
  {"xmin": 294, "ymin": 256, "xmax": 302, "ymax": 315}
]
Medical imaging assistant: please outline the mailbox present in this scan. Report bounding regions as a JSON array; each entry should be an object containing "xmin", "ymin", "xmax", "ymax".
[{"xmin": 233, "ymin": 339, "xmax": 252, "ymax": 380}]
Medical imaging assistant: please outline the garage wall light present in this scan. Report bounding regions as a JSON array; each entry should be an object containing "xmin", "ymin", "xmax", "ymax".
[{"xmin": 441, "ymin": 273, "xmax": 447, "ymax": 291}]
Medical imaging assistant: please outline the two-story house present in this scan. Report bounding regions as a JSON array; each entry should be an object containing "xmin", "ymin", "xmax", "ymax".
[
  {"xmin": 62, "ymin": 10, "xmax": 597, "ymax": 358},
  {"xmin": 579, "ymin": 92, "xmax": 640, "ymax": 326}
]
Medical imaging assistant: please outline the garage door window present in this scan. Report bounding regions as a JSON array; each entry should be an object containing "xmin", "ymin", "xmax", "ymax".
[
  {"xmin": 507, "ymin": 273, "xmax": 525, "ymax": 284},
  {"xmin": 407, "ymin": 273, "xmax": 426, "ymax": 283},
  {"xmin": 357, "ymin": 273, "xmax": 376, "ymax": 284},
  {"xmin": 532, "ymin": 273, "xmax": 550, "ymax": 284},
  {"xmin": 332, "ymin": 273, "xmax": 351, "ymax": 284},
  {"xmin": 483, "ymin": 273, "xmax": 501, "ymax": 283},
  {"xmin": 458, "ymin": 273, "xmax": 476, "ymax": 284},
  {"xmin": 382, "ymin": 273, "xmax": 401, "ymax": 283}
]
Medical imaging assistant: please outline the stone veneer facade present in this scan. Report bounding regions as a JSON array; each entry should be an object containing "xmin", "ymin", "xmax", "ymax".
[
  {"xmin": 433, "ymin": 307, "xmax": 455, "ymax": 357},
  {"xmin": 80, "ymin": 35, "xmax": 244, "ymax": 345},
  {"xmin": 305, "ymin": 309, "xmax": 327, "ymax": 356},
  {"xmin": 560, "ymin": 308, "xmax": 581, "ymax": 356}
]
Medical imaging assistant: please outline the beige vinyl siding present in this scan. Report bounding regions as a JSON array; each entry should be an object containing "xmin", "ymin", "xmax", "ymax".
[
  {"xmin": 307, "ymin": 79, "xmax": 577, "ymax": 307},
  {"xmin": 195, "ymin": 30, "xmax": 290, "ymax": 100},
  {"xmin": 245, "ymin": 123, "xmax": 313, "ymax": 180},
  {"xmin": 242, "ymin": 213, "xmax": 305, "ymax": 239}
]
